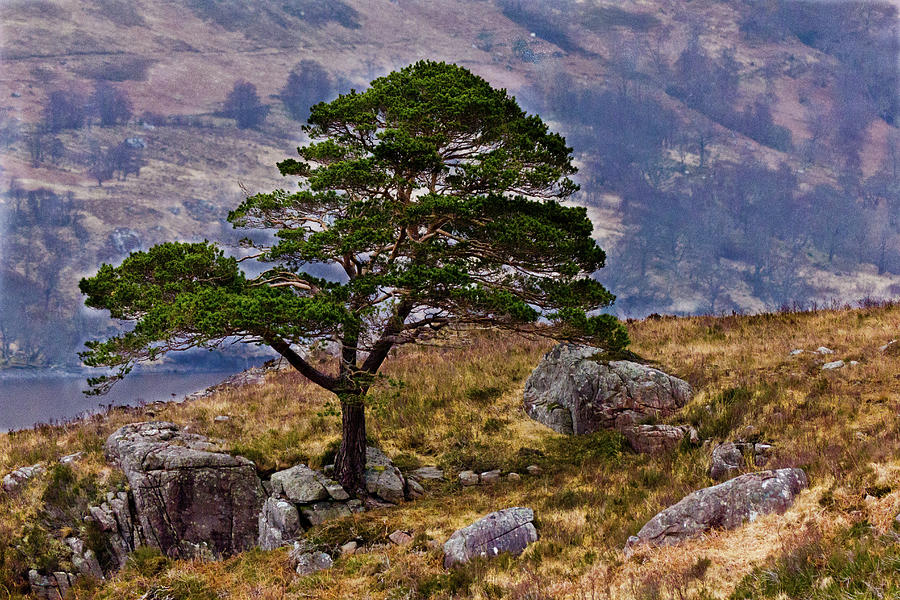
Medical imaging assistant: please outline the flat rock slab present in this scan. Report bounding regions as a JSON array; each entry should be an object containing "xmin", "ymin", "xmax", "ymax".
[
  {"xmin": 105, "ymin": 421, "xmax": 264, "ymax": 559},
  {"xmin": 625, "ymin": 468, "xmax": 808, "ymax": 554},
  {"xmin": 270, "ymin": 464, "xmax": 348, "ymax": 503},
  {"xmin": 622, "ymin": 424, "xmax": 697, "ymax": 455},
  {"xmin": 523, "ymin": 344, "xmax": 691, "ymax": 435},
  {"xmin": 443, "ymin": 507, "xmax": 538, "ymax": 568}
]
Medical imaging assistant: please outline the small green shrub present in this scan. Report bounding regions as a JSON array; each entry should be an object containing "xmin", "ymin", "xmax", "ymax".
[{"xmin": 124, "ymin": 546, "xmax": 171, "ymax": 578}]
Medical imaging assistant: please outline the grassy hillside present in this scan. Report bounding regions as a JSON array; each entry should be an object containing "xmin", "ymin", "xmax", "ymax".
[
  {"xmin": 2, "ymin": 303, "xmax": 899, "ymax": 598},
  {"xmin": 1, "ymin": 0, "xmax": 899, "ymax": 367}
]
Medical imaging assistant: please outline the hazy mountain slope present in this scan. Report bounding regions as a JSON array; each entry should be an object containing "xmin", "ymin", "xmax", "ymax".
[{"xmin": 0, "ymin": 0, "xmax": 898, "ymax": 367}]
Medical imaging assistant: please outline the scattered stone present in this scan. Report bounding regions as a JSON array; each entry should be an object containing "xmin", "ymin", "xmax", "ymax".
[
  {"xmin": 822, "ymin": 360, "xmax": 845, "ymax": 370},
  {"xmin": 523, "ymin": 343, "xmax": 691, "ymax": 435},
  {"xmin": 625, "ymin": 468, "xmax": 808, "ymax": 554},
  {"xmin": 300, "ymin": 501, "xmax": 352, "ymax": 527},
  {"xmin": 507, "ymin": 472, "xmax": 521, "ymax": 482},
  {"xmin": 213, "ymin": 415, "xmax": 230, "ymax": 423},
  {"xmin": 289, "ymin": 543, "xmax": 333, "ymax": 576},
  {"xmin": 622, "ymin": 424, "xmax": 697, "ymax": 455},
  {"xmin": 2, "ymin": 464, "xmax": 44, "ymax": 494},
  {"xmin": 480, "ymin": 469, "xmax": 501, "ymax": 484},
  {"xmin": 443, "ymin": 507, "xmax": 538, "ymax": 568},
  {"xmin": 526, "ymin": 465, "xmax": 542, "ymax": 476},
  {"xmin": 364, "ymin": 447, "xmax": 405, "ymax": 504},
  {"xmin": 816, "ymin": 346, "xmax": 835, "ymax": 354},
  {"xmin": 388, "ymin": 530, "xmax": 413, "ymax": 546},
  {"xmin": 709, "ymin": 442, "xmax": 773, "ymax": 480},
  {"xmin": 105, "ymin": 422, "xmax": 264, "ymax": 559},
  {"xmin": 258, "ymin": 498, "xmax": 302, "ymax": 551},
  {"xmin": 879, "ymin": 340, "xmax": 898, "ymax": 353},
  {"xmin": 59, "ymin": 452, "xmax": 84, "ymax": 465},
  {"xmin": 789, "ymin": 349, "xmax": 803, "ymax": 355},
  {"xmin": 406, "ymin": 478, "xmax": 425, "ymax": 499},
  {"xmin": 410, "ymin": 466, "xmax": 444, "ymax": 480},
  {"xmin": 459, "ymin": 470, "xmax": 479, "ymax": 486},
  {"xmin": 340, "ymin": 540, "xmax": 358, "ymax": 556}
]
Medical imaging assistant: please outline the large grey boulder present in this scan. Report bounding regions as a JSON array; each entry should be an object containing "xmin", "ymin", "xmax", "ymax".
[
  {"xmin": 710, "ymin": 442, "xmax": 773, "ymax": 480},
  {"xmin": 364, "ymin": 447, "xmax": 405, "ymax": 504},
  {"xmin": 105, "ymin": 422, "xmax": 264, "ymax": 559},
  {"xmin": 523, "ymin": 344, "xmax": 692, "ymax": 436},
  {"xmin": 443, "ymin": 507, "xmax": 538, "ymax": 568},
  {"xmin": 625, "ymin": 468, "xmax": 808, "ymax": 555}
]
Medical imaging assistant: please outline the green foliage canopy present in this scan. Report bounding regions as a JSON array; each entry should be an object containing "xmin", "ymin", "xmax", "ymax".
[{"xmin": 80, "ymin": 61, "xmax": 627, "ymax": 396}]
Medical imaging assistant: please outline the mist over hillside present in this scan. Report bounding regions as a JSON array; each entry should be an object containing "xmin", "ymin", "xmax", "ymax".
[{"xmin": 0, "ymin": 0, "xmax": 898, "ymax": 368}]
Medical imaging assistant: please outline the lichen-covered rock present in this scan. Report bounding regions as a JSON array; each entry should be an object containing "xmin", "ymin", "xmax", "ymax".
[
  {"xmin": 443, "ymin": 507, "xmax": 538, "ymax": 568},
  {"xmin": 105, "ymin": 422, "xmax": 264, "ymax": 559},
  {"xmin": 625, "ymin": 468, "xmax": 808, "ymax": 554},
  {"xmin": 523, "ymin": 344, "xmax": 691, "ymax": 436},
  {"xmin": 270, "ymin": 464, "xmax": 332, "ymax": 503},
  {"xmin": 258, "ymin": 498, "xmax": 302, "ymax": 550},
  {"xmin": 710, "ymin": 442, "xmax": 773, "ymax": 480},
  {"xmin": 622, "ymin": 424, "xmax": 697, "ymax": 455},
  {"xmin": 364, "ymin": 447, "xmax": 405, "ymax": 504},
  {"xmin": 2, "ymin": 464, "xmax": 44, "ymax": 494},
  {"xmin": 289, "ymin": 543, "xmax": 333, "ymax": 575}
]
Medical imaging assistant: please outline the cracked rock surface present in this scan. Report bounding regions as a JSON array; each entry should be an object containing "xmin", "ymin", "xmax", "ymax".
[
  {"xmin": 625, "ymin": 468, "xmax": 808, "ymax": 554},
  {"xmin": 105, "ymin": 421, "xmax": 264, "ymax": 559},
  {"xmin": 443, "ymin": 507, "xmax": 538, "ymax": 568},
  {"xmin": 523, "ymin": 344, "xmax": 691, "ymax": 437}
]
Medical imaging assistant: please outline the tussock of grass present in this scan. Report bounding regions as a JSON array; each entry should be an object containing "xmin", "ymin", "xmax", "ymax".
[{"xmin": 1, "ymin": 305, "xmax": 899, "ymax": 598}]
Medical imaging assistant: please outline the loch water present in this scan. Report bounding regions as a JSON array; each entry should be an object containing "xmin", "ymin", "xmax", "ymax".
[{"xmin": 0, "ymin": 370, "xmax": 234, "ymax": 432}]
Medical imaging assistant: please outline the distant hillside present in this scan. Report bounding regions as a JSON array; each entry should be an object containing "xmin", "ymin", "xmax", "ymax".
[{"xmin": 0, "ymin": 0, "xmax": 898, "ymax": 367}]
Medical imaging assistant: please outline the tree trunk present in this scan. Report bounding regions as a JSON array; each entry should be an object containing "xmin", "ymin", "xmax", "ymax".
[{"xmin": 335, "ymin": 398, "xmax": 367, "ymax": 495}]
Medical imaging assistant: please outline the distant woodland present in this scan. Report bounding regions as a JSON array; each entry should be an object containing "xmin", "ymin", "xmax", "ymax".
[{"xmin": 0, "ymin": 0, "xmax": 897, "ymax": 367}]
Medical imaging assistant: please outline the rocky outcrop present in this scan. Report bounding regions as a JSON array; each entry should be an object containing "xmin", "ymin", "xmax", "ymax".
[
  {"xmin": 29, "ymin": 570, "xmax": 76, "ymax": 600},
  {"xmin": 105, "ymin": 422, "xmax": 264, "ymax": 559},
  {"xmin": 443, "ymin": 507, "xmax": 538, "ymax": 568},
  {"xmin": 625, "ymin": 468, "xmax": 808, "ymax": 554},
  {"xmin": 622, "ymin": 424, "xmax": 698, "ymax": 455},
  {"xmin": 523, "ymin": 344, "xmax": 692, "ymax": 442},
  {"xmin": 86, "ymin": 491, "xmax": 140, "ymax": 569},
  {"xmin": 710, "ymin": 442, "xmax": 773, "ymax": 480}
]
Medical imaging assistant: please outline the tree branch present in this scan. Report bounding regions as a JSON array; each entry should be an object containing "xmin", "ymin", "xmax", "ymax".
[{"xmin": 266, "ymin": 336, "xmax": 339, "ymax": 391}]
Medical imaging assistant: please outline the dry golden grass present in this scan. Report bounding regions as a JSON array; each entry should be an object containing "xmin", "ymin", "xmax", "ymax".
[{"xmin": 1, "ymin": 304, "xmax": 900, "ymax": 599}]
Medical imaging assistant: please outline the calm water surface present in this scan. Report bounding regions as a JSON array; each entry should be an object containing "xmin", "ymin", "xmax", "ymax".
[{"xmin": 0, "ymin": 371, "xmax": 234, "ymax": 432}]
